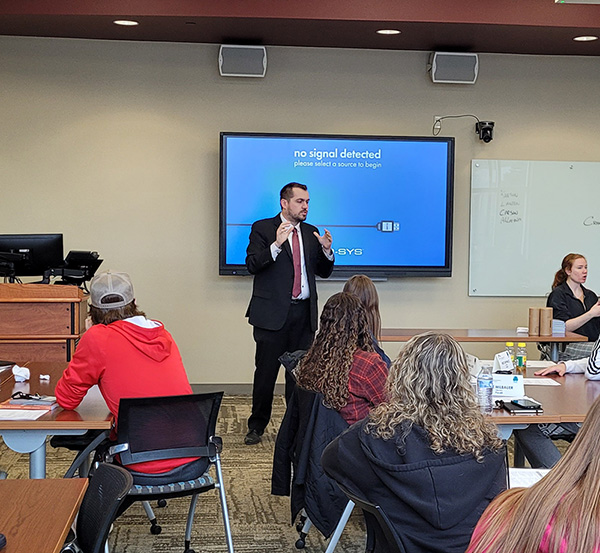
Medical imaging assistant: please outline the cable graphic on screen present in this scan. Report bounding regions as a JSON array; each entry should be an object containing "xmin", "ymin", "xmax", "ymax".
[{"xmin": 228, "ymin": 221, "xmax": 401, "ymax": 232}]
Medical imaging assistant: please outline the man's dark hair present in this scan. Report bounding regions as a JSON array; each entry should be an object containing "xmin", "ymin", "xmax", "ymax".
[
  {"xmin": 280, "ymin": 182, "xmax": 307, "ymax": 201},
  {"xmin": 89, "ymin": 301, "xmax": 146, "ymax": 325}
]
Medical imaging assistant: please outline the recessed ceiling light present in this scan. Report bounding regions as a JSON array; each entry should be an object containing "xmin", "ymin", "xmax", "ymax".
[
  {"xmin": 573, "ymin": 35, "xmax": 599, "ymax": 41},
  {"xmin": 113, "ymin": 20, "xmax": 139, "ymax": 26},
  {"xmin": 376, "ymin": 29, "xmax": 401, "ymax": 35}
]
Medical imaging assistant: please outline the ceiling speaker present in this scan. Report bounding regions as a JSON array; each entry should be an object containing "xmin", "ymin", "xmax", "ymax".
[
  {"xmin": 429, "ymin": 52, "xmax": 479, "ymax": 84},
  {"xmin": 219, "ymin": 45, "xmax": 267, "ymax": 78}
]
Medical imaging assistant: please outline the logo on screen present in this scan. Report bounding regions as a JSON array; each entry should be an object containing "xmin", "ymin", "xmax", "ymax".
[{"xmin": 335, "ymin": 248, "xmax": 363, "ymax": 256}]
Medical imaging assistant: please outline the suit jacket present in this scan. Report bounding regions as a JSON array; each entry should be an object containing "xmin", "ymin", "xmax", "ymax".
[{"xmin": 245, "ymin": 214, "xmax": 334, "ymax": 332}]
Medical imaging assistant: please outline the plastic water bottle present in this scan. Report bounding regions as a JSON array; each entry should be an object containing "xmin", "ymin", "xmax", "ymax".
[
  {"xmin": 505, "ymin": 341, "xmax": 516, "ymax": 370},
  {"xmin": 477, "ymin": 366, "xmax": 494, "ymax": 414},
  {"xmin": 516, "ymin": 342, "xmax": 527, "ymax": 375}
]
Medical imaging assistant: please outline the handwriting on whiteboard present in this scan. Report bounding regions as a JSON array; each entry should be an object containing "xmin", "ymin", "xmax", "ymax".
[{"xmin": 499, "ymin": 190, "xmax": 522, "ymax": 224}]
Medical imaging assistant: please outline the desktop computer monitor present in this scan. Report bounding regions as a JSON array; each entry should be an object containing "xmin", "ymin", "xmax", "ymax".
[{"xmin": 0, "ymin": 234, "xmax": 64, "ymax": 280}]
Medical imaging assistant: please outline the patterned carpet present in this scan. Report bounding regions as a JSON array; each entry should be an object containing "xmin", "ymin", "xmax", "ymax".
[{"xmin": 0, "ymin": 395, "xmax": 368, "ymax": 553}]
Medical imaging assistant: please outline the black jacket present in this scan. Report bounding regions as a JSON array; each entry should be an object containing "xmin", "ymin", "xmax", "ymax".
[
  {"xmin": 272, "ymin": 384, "xmax": 349, "ymax": 538},
  {"xmin": 322, "ymin": 419, "xmax": 507, "ymax": 553},
  {"xmin": 245, "ymin": 215, "xmax": 334, "ymax": 332}
]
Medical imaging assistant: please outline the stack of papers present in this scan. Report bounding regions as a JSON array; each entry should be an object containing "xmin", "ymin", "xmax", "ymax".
[
  {"xmin": 508, "ymin": 468, "xmax": 550, "ymax": 488},
  {"xmin": 552, "ymin": 319, "xmax": 566, "ymax": 336},
  {"xmin": 0, "ymin": 410, "xmax": 49, "ymax": 421}
]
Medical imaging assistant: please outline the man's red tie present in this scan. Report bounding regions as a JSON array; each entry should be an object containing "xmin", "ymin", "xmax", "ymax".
[{"xmin": 292, "ymin": 228, "xmax": 302, "ymax": 298}]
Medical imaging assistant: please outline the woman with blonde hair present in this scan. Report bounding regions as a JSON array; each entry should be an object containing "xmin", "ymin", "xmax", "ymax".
[
  {"xmin": 294, "ymin": 291, "xmax": 388, "ymax": 425},
  {"xmin": 322, "ymin": 332, "xmax": 506, "ymax": 553},
  {"xmin": 343, "ymin": 274, "xmax": 390, "ymax": 366},
  {"xmin": 467, "ymin": 394, "xmax": 600, "ymax": 553}
]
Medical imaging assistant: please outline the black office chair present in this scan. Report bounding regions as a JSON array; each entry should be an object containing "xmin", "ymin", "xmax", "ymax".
[
  {"xmin": 62, "ymin": 463, "xmax": 133, "ymax": 553},
  {"xmin": 335, "ymin": 482, "xmax": 404, "ymax": 553},
  {"xmin": 58, "ymin": 430, "xmax": 112, "ymax": 478},
  {"xmin": 104, "ymin": 392, "xmax": 234, "ymax": 553}
]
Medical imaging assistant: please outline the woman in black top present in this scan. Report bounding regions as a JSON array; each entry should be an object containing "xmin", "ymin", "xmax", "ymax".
[
  {"xmin": 547, "ymin": 253, "xmax": 600, "ymax": 357},
  {"xmin": 514, "ymin": 253, "xmax": 600, "ymax": 469}
]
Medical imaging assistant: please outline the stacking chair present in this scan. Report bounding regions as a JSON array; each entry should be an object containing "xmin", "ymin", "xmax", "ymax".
[
  {"xmin": 106, "ymin": 392, "xmax": 234, "ymax": 553},
  {"xmin": 294, "ymin": 502, "xmax": 355, "ymax": 552},
  {"xmin": 335, "ymin": 482, "xmax": 404, "ymax": 553},
  {"xmin": 62, "ymin": 463, "xmax": 133, "ymax": 553},
  {"xmin": 272, "ymin": 361, "xmax": 352, "ymax": 553}
]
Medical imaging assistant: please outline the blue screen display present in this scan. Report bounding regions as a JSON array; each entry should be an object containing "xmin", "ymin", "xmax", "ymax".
[{"xmin": 220, "ymin": 133, "xmax": 454, "ymax": 277}]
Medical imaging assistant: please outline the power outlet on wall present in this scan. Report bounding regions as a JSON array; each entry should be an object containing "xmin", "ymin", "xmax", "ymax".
[{"xmin": 433, "ymin": 115, "xmax": 443, "ymax": 131}]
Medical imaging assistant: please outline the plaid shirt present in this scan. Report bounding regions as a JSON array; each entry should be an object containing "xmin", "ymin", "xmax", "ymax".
[{"xmin": 339, "ymin": 349, "xmax": 388, "ymax": 425}]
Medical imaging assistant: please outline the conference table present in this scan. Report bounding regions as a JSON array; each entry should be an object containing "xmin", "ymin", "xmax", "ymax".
[
  {"xmin": 0, "ymin": 477, "xmax": 88, "ymax": 553},
  {"xmin": 0, "ymin": 362, "xmax": 112, "ymax": 478},
  {"xmin": 380, "ymin": 328, "xmax": 587, "ymax": 362},
  {"xmin": 489, "ymin": 369, "xmax": 600, "ymax": 425}
]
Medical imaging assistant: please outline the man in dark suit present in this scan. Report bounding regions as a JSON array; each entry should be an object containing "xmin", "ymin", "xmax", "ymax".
[{"xmin": 245, "ymin": 182, "xmax": 334, "ymax": 445}]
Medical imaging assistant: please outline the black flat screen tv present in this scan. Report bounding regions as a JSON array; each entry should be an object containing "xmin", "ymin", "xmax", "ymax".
[
  {"xmin": 219, "ymin": 132, "xmax": 454, "ymax": 278},
  {"xmin": 0, "ymin": 234, "xmax": 64, "ymax": 279}
]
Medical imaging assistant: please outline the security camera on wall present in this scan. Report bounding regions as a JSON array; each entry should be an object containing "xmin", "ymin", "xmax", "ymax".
[{"xmin": 475, "ymin": 121, "xmax": 495, "ymax": 143}]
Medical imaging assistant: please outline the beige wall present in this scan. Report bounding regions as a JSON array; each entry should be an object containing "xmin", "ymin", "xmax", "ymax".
[{"xmin": 2, "ymin": 36, "xmax": 599, "ymax": 383}]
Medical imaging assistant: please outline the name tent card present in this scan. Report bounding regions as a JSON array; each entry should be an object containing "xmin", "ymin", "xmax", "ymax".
[
  {"xmin": 493, "ymin": 374, "xmax": 525, "ymax": 398},
  {"xmin": 493, "ymin": 351, "xmax": 514, "ymax": 373}
]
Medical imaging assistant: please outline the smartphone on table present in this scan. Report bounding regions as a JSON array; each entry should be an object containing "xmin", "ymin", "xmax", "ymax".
[{"xmin": 511, "ymin": 399, "xmax": 542, "ymax": 410}]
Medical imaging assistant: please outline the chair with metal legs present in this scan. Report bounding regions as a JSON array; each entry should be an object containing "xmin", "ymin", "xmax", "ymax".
[
  {"xmin": 64, "ymin": 392, "xmax": 234, "ymax": 553},
  {"xmin": 334, "ymin": 482, "xmax": 404, "ymax": 553},
  {"xmin": 108, "ymin": 392, "xmax": 234, "ymax": 553},
  {"xmin": 272, "ymin": 372, "xmax": 351, "ymax": 553}
]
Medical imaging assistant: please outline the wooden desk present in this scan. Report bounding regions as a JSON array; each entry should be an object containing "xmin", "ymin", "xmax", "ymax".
[
  {"xmin": 0, "ymin": 478, "xmax": 87, "ymax": 553},
  {"xmin": 0, "ymin": 363, "xmax": 112, "ymax": 478},
  {"xmin": 0, "ymin": 284, "xmax": 87, "ymax": 363},
  {"xmin": 380, "ymin": 328, "xmax": 587, "ymax": 362}
]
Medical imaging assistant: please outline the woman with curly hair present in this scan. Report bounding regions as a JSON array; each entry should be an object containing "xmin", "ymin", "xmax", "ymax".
[
  {"xmin": 343, "ymin": 274, "xmax": 391, "ymax": 366},
  {"xmin": 294, "ymin": 291, "xmax": 388, "ymax": 425},
  {"xmin": 322, "ymin": 332, "xmax": 507, "ymax": 553},
  {"xmin": 467, "ymin": 394, "xmax": 600, "ymax": 553}
]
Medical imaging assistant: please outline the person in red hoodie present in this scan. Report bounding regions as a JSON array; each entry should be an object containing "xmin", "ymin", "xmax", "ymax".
[{"xmin": 55, "ymin": 271, "xmax": 195, "ymax": 474}]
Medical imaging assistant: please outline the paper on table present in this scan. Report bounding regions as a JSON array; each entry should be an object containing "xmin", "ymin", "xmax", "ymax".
[
  {"xmin": 509, "ymin": 468, "xmax": 550, "ymax": 488},
  {"xmin": 481, "ymin": 360, "xmax": 555, "ymax": 370},
  {"xmin": 523, "ymin": 378, "xmax": 561, "ymax": 386},
  {"xmin": 526, "ymin": 360, "xmax": 555, "ymax": 369},
  {"xmin": 0, "ymin": 409, "xmax": 48, "ymax": 420}
]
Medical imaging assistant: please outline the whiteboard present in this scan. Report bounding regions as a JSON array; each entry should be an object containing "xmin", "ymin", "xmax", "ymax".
[{"xmin": 469, "ymin": 160, "xmax": 600, "ymax": 297}]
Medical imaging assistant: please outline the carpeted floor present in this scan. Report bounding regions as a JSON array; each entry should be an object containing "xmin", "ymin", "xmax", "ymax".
[{"xmin": 0, "ymin": 395, "xmax": 368, "ymax": 553}]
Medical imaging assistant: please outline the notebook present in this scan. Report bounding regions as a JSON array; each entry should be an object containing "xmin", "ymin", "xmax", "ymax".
[{"xmin": 496, "ymin": 399, "xmax": 543, "ymax": 415}]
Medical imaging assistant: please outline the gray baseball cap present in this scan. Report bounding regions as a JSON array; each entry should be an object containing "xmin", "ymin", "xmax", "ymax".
[{"xmin": 90, "ymin": 271, "xmax": 134, "ymax": 309}]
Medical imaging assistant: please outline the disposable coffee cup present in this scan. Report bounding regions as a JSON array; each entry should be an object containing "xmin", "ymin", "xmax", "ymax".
[
  {"xmin": 529, "ymin": 308, "xmax": 540, "ymax": 336},
  {"xmin": 540, "ymin": 307, "xmax": 553, "ymax": 336}
]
